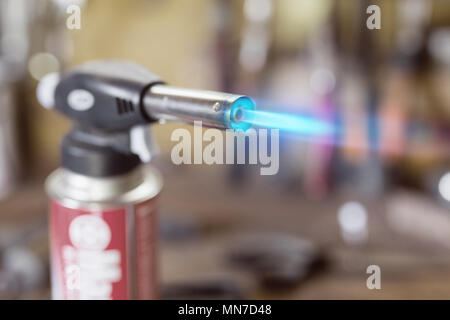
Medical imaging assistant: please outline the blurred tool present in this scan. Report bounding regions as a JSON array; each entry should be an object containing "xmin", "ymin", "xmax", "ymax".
[
  {"xmin": 212, "ymin": 0, "xmax": 234, "ymax": 92},
  {"xmin": 0, "ymin": 219, "xmax": 48, "ymax": 299},
  {"xmin": 337, "ymin": 201, "xmax": 369, "ymax": 246},
  {"xmin": 0, "ymin": 0, "xmax": 31, "ymax": 200},
  {"xmin": 395, "ymin": 0, "xmax": 431, "ymax": 57},
  {"xmin": 0, "ymin": 79, "xmax": 20, "ymax": 200},
  {"xmin": 239, "ymin": 0, "xmax": 273, "ymax": 75},
  {"xmin": 438, "ymin": 171, "xmax": 450, "ymax": 203},
  {"xmin": 226, "ymin": 233, "xmax": 325, "ymax": 290},
  {"xmin": 387, "ymin": 191, "xmax": 450, "ymax": 248},
  {"xmin": 160, "ymin": 215, "xmax": 202, "ymax": 243},
  {"xmin": 302, "ymin": 21, "xmax": 338, "ymax": 199},
  {"xmin": 163, "ymin": 279, "xmax": 244, "ymax": 300},
  {"xmin": 0, "ymin": 246, "xmax": 46, "ymax": 299},
  {"xmin": 424, "ymin": 166, "xmax": 450, "ymax": 206},
  {"xmin": 229, "ymin": 0, "xmax": 273, "ymax": 183}
]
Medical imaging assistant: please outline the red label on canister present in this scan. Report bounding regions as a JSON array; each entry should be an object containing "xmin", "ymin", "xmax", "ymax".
[{"xmin": 49, "ymin": 200, "xmax": 158, "ymax": 300}]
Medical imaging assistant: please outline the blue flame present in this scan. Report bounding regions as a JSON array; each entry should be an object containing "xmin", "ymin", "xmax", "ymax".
[{"xmin": 244, "ymin": 110, "xmax": 335, "ymax": 136}]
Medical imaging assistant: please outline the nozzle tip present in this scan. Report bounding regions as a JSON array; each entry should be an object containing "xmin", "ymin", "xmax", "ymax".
[
  {"xmin": 228, "ymin": 96, "xmax": 255, "ymax": 131},
  {"xmin": 231, "ymin": 107, "xmax": 245, "ymax": 123}
]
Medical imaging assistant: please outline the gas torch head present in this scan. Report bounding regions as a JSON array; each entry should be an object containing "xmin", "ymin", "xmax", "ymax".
[
  {"xmin": 36, "ymin": 60, "xmax": 256, "ymax": 174},
  {"xmin": 37, "ymin": 60, "xmax": 256, "ymax": 132}
]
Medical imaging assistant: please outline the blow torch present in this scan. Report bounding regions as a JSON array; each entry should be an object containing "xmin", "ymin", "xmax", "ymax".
[{"xmin": 37, "ymin": 60, "xmax": 255, "ymax": 300}]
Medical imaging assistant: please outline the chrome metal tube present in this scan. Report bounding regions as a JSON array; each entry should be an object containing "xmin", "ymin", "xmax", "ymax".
[{"xmin": 143, "ymin": 84, "xmax": 255, "ymax": 131}]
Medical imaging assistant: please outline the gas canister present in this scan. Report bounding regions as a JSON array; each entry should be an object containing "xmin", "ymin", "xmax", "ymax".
[{"xmin": 47, "ymin": 165, "xmax": 162, "ymax": 300}]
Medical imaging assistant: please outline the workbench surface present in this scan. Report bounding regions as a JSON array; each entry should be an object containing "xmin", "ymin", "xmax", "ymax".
[{"xmin": 2, "ymin": 163, "xmax": 450, "ymax": 300}]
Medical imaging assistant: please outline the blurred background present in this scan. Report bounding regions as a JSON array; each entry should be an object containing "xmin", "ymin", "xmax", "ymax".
[{"xmin": 0, "ymin": 0, "xmax": 449, "ymax": 299}]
